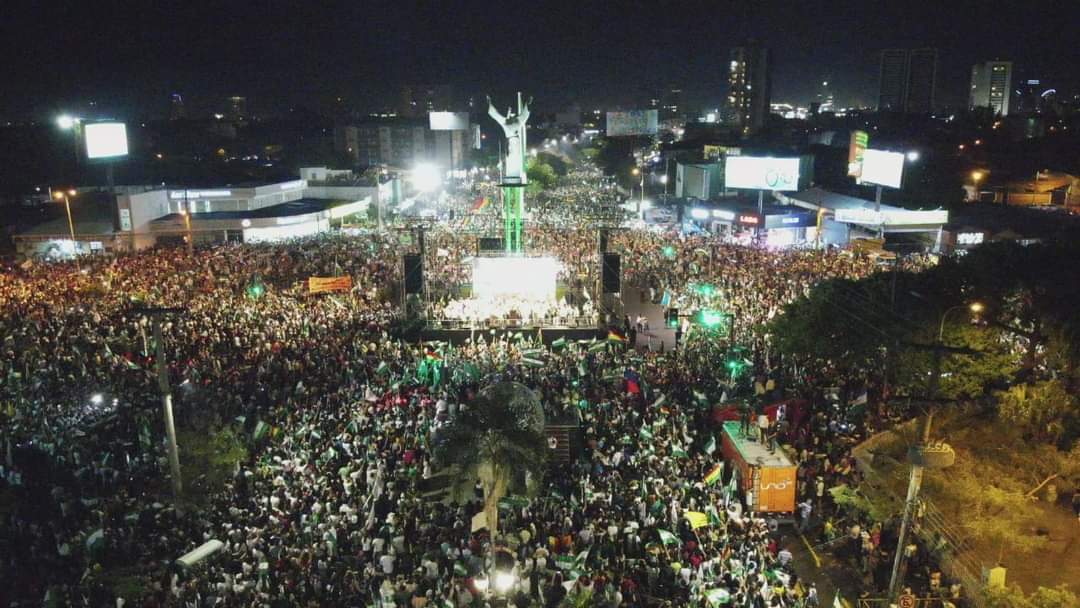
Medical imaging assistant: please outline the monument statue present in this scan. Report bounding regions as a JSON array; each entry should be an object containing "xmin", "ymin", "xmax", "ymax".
[{"xmin": 487, "ymin": 92, "xmax": 532, "ymax": 253}]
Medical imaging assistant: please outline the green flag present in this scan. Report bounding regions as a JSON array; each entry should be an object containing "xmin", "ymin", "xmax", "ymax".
[
  {"xmin": 704, "ymin": 435, "xmax": 717, "ymax": 455},
  {"xmin": 253, "ymin": 420, "xmax": 269, "ymax": 441},
  {"xmin": 657, "ymin": 529, "xmax": 680, "ymax": 547},
  {"xmin": 639, "ymin": 427, "xmax": 653, "ymax": 441}
]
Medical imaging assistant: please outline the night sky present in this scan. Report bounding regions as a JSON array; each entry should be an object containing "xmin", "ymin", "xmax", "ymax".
[{"xmin": 2, "ymin": 0, "xmax": 1077, "ymax": 120}]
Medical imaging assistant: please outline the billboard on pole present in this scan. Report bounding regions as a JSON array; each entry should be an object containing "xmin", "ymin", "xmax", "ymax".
[
  {"xmin": 847, "ymin": 130, "xmax": 869, "ymax": 177},
  {"xmin": 84, "ymin": 122, "xmax": 129, "ymax": 159},
  {"xmin": 606, "ymin": 110, "xmax": 659, "ymax": 136},
  {"xmin": 859, "ymin": 149, "xmax": 905, "ymax": 189},
  {"xmin": 724, "ymin": 157, "xmax": 800, "ymax": 191},
  {"xmin": 429, "ymin": 112, "xmax": 470, "ymax": 131}
]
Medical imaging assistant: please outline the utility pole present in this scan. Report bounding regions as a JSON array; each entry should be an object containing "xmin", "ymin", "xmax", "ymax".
[
  {"xmin": 888, "ymin": 302, "xmax": 978, "ymax": 598},
  {"xmin": 133, "ymin": 306, "xmax": 186, "ymax": 499}
]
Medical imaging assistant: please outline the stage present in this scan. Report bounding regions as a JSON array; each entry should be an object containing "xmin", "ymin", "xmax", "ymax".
[{"xmin": 420, "ymin": 323, "xmax": 602, "ymax": 346}]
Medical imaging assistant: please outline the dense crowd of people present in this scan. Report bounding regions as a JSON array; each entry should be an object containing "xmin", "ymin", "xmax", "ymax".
[{"xmin": 0, "ymin": 174, "xmax": 961, "ymax": 607}]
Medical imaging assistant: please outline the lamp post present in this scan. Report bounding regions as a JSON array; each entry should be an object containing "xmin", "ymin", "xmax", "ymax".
[
  {"xmin": 178, "ymin": 209, "xmax": 194, "ymax": 255},
  {"xmin": 888, "ymin": 299, "xmax": 982, "ymax": 599},
  {"xmin": 52, "ymin": 189, "xmax": 79, "ymax": 265}
]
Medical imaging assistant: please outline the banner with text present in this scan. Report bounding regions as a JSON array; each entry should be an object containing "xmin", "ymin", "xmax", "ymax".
[{"xmin": 308, "ymin": 276, "xmax": 353, "ymax": 294}]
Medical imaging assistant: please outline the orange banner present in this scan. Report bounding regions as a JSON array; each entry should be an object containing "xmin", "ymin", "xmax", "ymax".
[{"xmin": 307, "ymin": 276, "xmax": 352, "ymax": 294}]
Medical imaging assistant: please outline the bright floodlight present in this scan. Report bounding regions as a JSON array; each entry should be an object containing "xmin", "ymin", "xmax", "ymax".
[
  {"xmin": 906, "ymin": 151, "xmax": 920, "ymax": 162},
  {"xmin": 474, "ymin": 577, "xmax": 489, "ymax": 592},
  {"xmin": 412, "ymin": 163, "xmax": 442, "ymax": 193},
  {"xmin": 494, "ymin": 572, "xmax": 516, "ymax": 593},
  {"xmin": 969, "ymin": 302, "xmax": 984, "ymax": 313},
  {"xmin": 90, "ymin": 393, "xmax": 104, "ymax": 405},
  {"xmin": 56, "ymin": 115, "xmax": 76, "ymax": 130},
  {"xmin": 472, "ymin": 257, "xmax": 560, "ymax": 301}
]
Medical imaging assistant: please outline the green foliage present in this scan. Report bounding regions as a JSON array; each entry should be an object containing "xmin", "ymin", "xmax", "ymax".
[
  {"xmin": 527, "ymin": 161, "xmax": 558, "ymax": 192},
  {"xmin": 996, "ymin": 379, "xmax": 1079, "ymax": 446},
  {"xmin": 176, "ymin": 424, "xmax": 248, "ymax": 506},
  {"xmin": 986, "ymin": 584, "xmax": 1080, "ymax": 608},
  {"xmin": 434, "ymin": 382, "xmax": 548, "ymax": 532},
  {"xmin": 536, "ymin": 151, "xmax": 570, "ymax": 176}
]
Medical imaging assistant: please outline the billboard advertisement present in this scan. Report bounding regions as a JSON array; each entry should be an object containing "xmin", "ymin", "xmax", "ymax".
[
  {"xmin": 84, "ymin": 122, "xmax": 129, "ymax": 159},
  {"xmin": 847, "ymin": 130, "xmax": 869, "ymax": 177},
  {"xmin": 605, "ymin": 110, "xmax": 659, "ymax": 136},
  {"xmin": 724, "ymin": 156, "xmax": 800, "ymax": 191},
  {"xmin": 428, "ymin": 111, "xmax": 470, "ymax": 131},
  {"xmin": 859, "ymin": 149, "xmax": 905, "ymax": 189},
  {"xmin": 764, "ymin": 211, "xmax": 815, "ymax": 229}
]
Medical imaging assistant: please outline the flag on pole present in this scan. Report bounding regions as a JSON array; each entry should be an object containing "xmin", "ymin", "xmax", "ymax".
[
  {"xmin": 684, "ymin": 511, "xmax": 709, "ymax": 529},
  {"xmin": 671, "ymin": 444, "xmax": 688, "ymax": 459},
  {"xmin": 657, "ymin": 529, "xmax": 680, "ymax": 547},
  {"xmin": 704, "ymin": 463, "xmax": 723, "ymax": 485},
  {"xmin": 704, "ymin": 435, "xmax": 717, "ymax": 455},
  {"xmin": 471, "ymin": 197, "xmax": 491, "ymax": 212},
  {"xmin": 607, "ymin": 328, "xmax": 629, "ymax": 343},
  {"xmin": 253, "ymin": 420, "xmax": 269, "ymax": 441}
]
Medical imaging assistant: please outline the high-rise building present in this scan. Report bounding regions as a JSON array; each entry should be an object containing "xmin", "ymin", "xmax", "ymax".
[
  {"xmin": 905, "ymin": 48, "xmax": 938, "ymax": 113},
  {"xmin": 877, "ymin": 48, "xmax": 938, "ymax": 113},
  {"xmin": 726, "ymin": 43, "xmax": 771, "ymax": 135},
  {"xmin": 226, "ymin": 96, "xmax": 247, "ymax": 121},
  {"xmin": 334, "ymin": 118, "xmax": 468, "ymax": 170},
  {"xmin": 970, "ymin": 61, "xmax": 1014, "ymax": 116},
  {"xmin": 399, "ymin": 85, "xmax": 454, "ymax": 118},
  {"xmin": 877, "ymin": 49, "xmax": 909, "ymax": 111},
  {"xmin": 169, "ymin": 93, "xmax": 186, "ymax": 120}
]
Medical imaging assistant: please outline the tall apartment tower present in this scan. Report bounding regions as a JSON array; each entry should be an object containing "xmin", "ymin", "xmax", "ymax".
[
  {"xmin": 970, "ymin": 61, "xmax": 1014, "ymax": 116},
  {"xmin": 877, "ymin": 49, "xmax": 909, "ymax": 111},
  {"xmin": 726, "ymin": 43, "xmax": 772, "ymax": 135},
  {"xmin": 877, "ymin": 48, "xmax": 938, "ymax": 113}
]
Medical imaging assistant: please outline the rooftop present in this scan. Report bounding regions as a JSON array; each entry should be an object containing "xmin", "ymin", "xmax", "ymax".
[
  {"xmin": 722, "ymin": 421, "xmax": 794, "ymax": 467},
  {"xmin": 151, "ymin": 198, "xmax": 348, "ymax": 223}
]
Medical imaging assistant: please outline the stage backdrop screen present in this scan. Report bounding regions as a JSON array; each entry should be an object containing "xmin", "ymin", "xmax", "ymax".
[
  {"xmin": 859, "ymin": 149, "xmax": 905, "ymax": 189},
  {"xmin": 84, "ymin": 122, "xmax": 129, "ymax": 159},
  {"xmin": 472, "ymin": 257, "xmax": 559, "ymax": 301},
  {"xmin": 429, "ymin": 112, "xmax": 470, "ymax": 131},
  {"xmin": 606, "ymin": 110, "xmax": 659, "ymax": 136},
  {"xmin": 724, "ymin": 156, "xmax": 800, "ymax": 191}
]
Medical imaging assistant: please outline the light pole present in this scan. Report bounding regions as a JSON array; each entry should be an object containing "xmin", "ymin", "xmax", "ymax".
[
  {"xmin": 179, "ymin": 209, "xmax": 194, "ymax": 255},
  {"xmin": 52, "ymin": 189, "xmax": 79, "ymax": 265},
  {"xmin": 888, "ymin": 299, "xmax": 982, "ymax": 599},
  {"xmin": 132, "ymin": 306, "xmax": 186, "ymax": 500}
]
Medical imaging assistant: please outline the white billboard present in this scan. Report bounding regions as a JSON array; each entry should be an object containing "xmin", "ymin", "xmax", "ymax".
[
  {"xmin": 724, "ymin": 156, "xmax": 800, "ymax": 191},
  {"xmin": 84, "ymin": 122, "xmax": 129, "ymax": 159},
  {"xmin": 606, "ymin": 110, "xmax": 659, "ymax": 136},
  {"xmin": 859, "ymin": 149, "xmax": 905, "ymax": 189},
  {"xmin": 429, "ymin": 112, "xmax": 470, "ymax": 131}
]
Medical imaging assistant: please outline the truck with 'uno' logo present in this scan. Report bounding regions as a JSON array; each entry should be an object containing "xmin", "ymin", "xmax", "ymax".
[{"xmin": 720, "ymin": 421, "xmax": 797, "ymax": 513}]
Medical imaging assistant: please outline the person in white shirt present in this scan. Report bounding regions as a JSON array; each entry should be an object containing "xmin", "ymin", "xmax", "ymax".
[{"xmin": 379, "ymin": 551, "xmax": 395, "ymax": 575}]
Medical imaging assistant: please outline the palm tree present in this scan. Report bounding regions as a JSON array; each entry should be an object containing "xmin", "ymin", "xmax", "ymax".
[{"xmin": 433, "ymin": 381, "xmax": 548, "ymax": 535}]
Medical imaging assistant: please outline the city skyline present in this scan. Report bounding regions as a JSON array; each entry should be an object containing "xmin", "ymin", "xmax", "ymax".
[{"xmin": 2, "ymin": 1, "xmax": 1078, "ymax": 120}]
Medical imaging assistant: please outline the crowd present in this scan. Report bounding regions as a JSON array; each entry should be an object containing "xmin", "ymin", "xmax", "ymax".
[{"xmin": 0, "ymin": 204, "xmax": 958, "ymax": 607}]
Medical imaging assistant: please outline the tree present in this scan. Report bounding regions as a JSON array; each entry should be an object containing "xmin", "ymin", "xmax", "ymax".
[
  {"xmin": 996, "ymin": 379, "xmax": 1078, "ymax": 447},
  {"xmin": 527, "ymin": 161, "xmax": 557, "ymax": 194},
  {"xmin": 433, "ymin": 382, "xmax": 547, "ymax": 534}
]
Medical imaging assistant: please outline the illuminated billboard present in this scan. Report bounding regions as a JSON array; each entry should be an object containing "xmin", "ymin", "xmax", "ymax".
[
  {"xmin": 847, "ymin": 130, "xmax": 868, "ymax": 177},
  {"xmin": 606, "ymin": 110, "xmax": 659, "ymax": 136},
  {"xmin": 429, "ymin": 112, "xmax": 470, "ymax": 131},
  {"xmin": 860, "ymin": 149, "xmax": 905, "ymax": 189},
  {"xmin": 724, "ymin": 157, "xmax": 800, "ymax": 191},
  {"xmin": 84, "ymin": 122, "xmax": 129, "ymax": 159}
]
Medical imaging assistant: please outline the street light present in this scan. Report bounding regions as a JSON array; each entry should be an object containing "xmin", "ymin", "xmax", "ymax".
[
  {"xmin": 56, "ymin": 114, "xmax": 78, "ymax": 130},
  {"xmin": 52, "ymin": 189, "xmax": 79, "ymax": 258},
  {"xmin": 178, "ymin": 209, "xmax": 194, "ymax": 255},
  {"xmin": 906, "ymin": 151, "xmax": 920, "ymax": 162}
]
